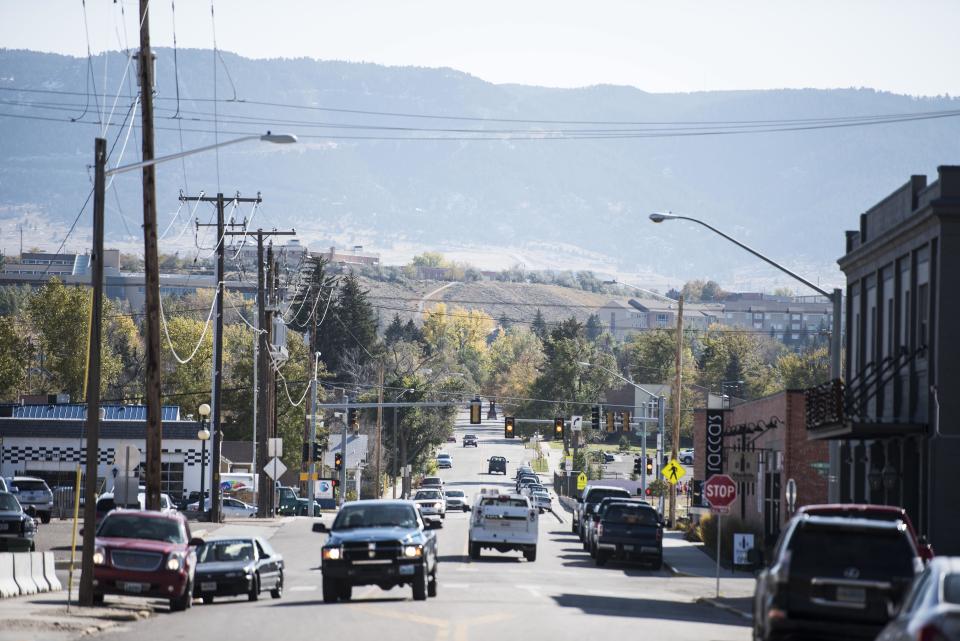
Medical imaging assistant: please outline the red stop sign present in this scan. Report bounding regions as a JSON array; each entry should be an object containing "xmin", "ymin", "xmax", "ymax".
[{"xmin": 703, "ymin": 474, "xmax": 738, "ymax": 508}]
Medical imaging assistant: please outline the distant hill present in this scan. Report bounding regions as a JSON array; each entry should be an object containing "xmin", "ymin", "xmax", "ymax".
[{"xmin": 2, "ymin": 48, "xmax": 959, "ymax": 287}]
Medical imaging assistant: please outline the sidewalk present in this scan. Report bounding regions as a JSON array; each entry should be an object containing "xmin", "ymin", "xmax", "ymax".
[
  {"xmin": 0, "ymin": 592, "xmax": 154, "ymax": 641},
  {"xmin": 662, "ymin": 529, "xmax": 755, "ymax": 619}
]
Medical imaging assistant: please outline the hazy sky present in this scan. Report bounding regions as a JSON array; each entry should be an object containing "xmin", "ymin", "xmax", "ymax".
[{"xmin": 3, "ymin": 0, "xmax": 959, "ymax": 95}]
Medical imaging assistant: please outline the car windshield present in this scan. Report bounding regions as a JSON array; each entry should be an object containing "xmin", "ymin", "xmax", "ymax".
[
  {"xmin": 13, "ymin": 480, "xmax": 48, "ymax": 492},
  {"xmin": 446, "ymin": 491, "xmax": 465, "ymax": 498},
  {"xmin": 944, "ymin": 575, "xmax": 960, "ymax": 605},
  {"xmin": 414, "ymin": 491, "xmax": 442, "ymax": 500},
  {"xmin": 98, "ymin": 514, "xmax": 185, "ymax": 543},
  {"xmin": 0, "ymin": 493, "xmax": 21, "ymax": 511},
  {"xmin": 586, "ymin": 489, "xmax": 631, "ymax": 504},
  {"xmin": 198, "ymin": 540, "xmax": 255, "ymax": 563},
  {"xmin": 480, "ymin": 497, "xmax": 527, "ymax": 507},
  {"xmin": 422, "ymin": 478, "xmax": 441, "ymax": 485},
  {"xmin": 332, "ymin": 504, "xmax": 419, "ymax": 530},
  {"xmin": 604, "ymin": 505, "xmax": 658, "ymax": 525},
  {"xmin": 790, "ymin": 527, "xmax": 915, "ymax": 576}
]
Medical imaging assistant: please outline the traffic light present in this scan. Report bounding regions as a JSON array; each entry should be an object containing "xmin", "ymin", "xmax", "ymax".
[
  {"xmin": 645, "ymin": 457, "xmax": 653, "ymax": 475},
  {"xmin": 470, "ymin": 397, "xmax": 482, "ymax": 425},
  {"xmin": 302, "ymin": 442, "xmax": 323, "ymax": 461},
  {"xmin": 591, "ymin": 405, "xmax": 600, "ymax": 430},
  {"xmin": 605, "ymin": 411, "xmax": 616, "ymax": 433},
  {"xmin": 334, "ymin": 452, "xmax": 343, "ymax": 471},
  {"xmin": 554, "ymin": 417, "xmax": 564, "ymax": 440},
  {"xmin": 621, "ymin": 411, "xmax": 631, "ymax": 433},
  {"xmin": 633, "ymin": 456, "xmax": 642, "ymax": 475},
  {"xmin": 504, "ymin": 416, "xmax": 515, "ymax": 439},
  {"xmin": 347, "ymin": 408, "xmax": 360, "ymax": 431}
]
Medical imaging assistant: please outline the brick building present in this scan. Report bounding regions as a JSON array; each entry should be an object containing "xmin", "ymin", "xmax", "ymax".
[{"xmin": 693, "ymin": 390, "xmax": 829, "ymax": 547}]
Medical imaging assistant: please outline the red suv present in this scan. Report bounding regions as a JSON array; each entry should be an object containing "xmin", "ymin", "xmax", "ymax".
[
  {"xmin": 797, "ymin": 504, "xmax": 934, "ymax": 561},
  {"xmin": 93, "ymin": 510, "xmax": 202, "ymax": 611}
]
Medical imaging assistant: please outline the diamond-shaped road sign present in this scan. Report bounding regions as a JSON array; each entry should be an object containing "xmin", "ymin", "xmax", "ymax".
[
  {"xmin": 661, "ymin": 458, "xmax": 687, "ymax": 485},
  {"xmin": 264, "ymin": 456, "xmax": 287, "ymax": 481}
]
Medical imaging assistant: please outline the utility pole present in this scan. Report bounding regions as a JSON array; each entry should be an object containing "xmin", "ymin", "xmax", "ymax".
[
  {"xmin": 340, "ymin": 395, "xmax": 349, "ymax": 506},
  {"xmin": 223, "ymin": 229, "xmax": 294, "ymax": 518},
  {"xmin": 185, "ymin": 192, "xmax": 260, "ymax": 523},
  {"xmin": 306, "ymin": 345, "xmax": 319, "ymax": 517},
  {"xmin": 376, "ymin": 366, "xmax": 384, "ymax": 498},
  {"xmin": 78, "ymin": 137, "xmax": 106, "ymax": 606},
  {"xmin": 267, "ymin": 244, "xmax": 278, "ymax": 515},
  {"xmin": 669, "ymin": 295, "xmax": 684, "ymax": 527},
  {"xmin": 139, "ymin": 0, "xmax": 164, "ymax": 512}
]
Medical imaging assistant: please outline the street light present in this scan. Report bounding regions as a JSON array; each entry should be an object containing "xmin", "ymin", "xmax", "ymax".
[
  {"xmin": 649, "ymin": 210, "xmax": 843, "ymax": 500},
  {"xmin": 79, "ymin": 131, "xmax": 297, "ymax": 606},
  {"xmin": 577, "ymin": 361, "xmax": 665, "ymax": 496},
  {"xmin": 197, "ymin": 403, "xmax": 211, "ymax": 519}
]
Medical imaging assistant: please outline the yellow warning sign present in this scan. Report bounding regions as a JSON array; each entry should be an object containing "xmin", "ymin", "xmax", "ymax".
[
  {"xmin": 661, "ymin": 459, "xmax": 687, "ymax": 485},
  {"xmin": 577, "ymin": 472, "xmax": 588, "ymax": 491},
  {"xmin": 299, "ymin": 472, "xmax": 319, "ymax": 481}
]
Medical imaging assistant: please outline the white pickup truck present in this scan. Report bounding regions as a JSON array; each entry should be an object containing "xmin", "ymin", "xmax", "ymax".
[{"xmin": 468, "ymin": 489, "xmax": 538, "ymax": 562}]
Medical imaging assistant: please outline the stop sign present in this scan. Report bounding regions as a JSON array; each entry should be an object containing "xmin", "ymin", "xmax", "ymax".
[{"xmin": 703, "ymin": 474, "xmax": 738, "ymax": 510}]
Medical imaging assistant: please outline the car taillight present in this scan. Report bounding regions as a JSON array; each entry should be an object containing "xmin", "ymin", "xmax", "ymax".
[
  {"xmin": 597, "ymin": 523, "xmax": 603, "ymax": 537},
  {"xmin": 918, "ymin": 624, "xmax": 949, "ymax": 641}
]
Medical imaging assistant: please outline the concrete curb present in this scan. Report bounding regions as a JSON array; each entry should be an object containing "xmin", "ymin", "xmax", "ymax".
[
  {"xmin": 695, "ymin": 596, "xmax": 752, "ymax": 621},
  {"xmin": 663, "ymin": 561, "xmax": 696, "ymax": 578}
]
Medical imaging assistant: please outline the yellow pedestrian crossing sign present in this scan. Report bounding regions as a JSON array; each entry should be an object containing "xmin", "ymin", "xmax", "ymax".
[
  {"xmin": 661, "ymin": 459, "xmax": 686, "ymax": 485},
  {"xmin": 577, "ymin": 472, "xmax": 588, "ymax": 491}
]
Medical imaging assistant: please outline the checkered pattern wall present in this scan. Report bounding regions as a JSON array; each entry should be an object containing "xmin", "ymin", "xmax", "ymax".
[{"xmin": 1, "ymin": 445, "xmax": 208, "ymax": 466}]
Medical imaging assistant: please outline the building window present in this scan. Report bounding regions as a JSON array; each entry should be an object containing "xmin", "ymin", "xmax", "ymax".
[
  {"xmin": 656, "ymin": 313, "xmax": 668, "ymax": 327},
  {"xmin": 917, "ymin": 283, "xmax": 929, "ymax": 348}
]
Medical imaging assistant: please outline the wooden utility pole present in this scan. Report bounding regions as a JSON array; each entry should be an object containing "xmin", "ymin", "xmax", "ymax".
[
  {"xmin": 186, "ymin": 192, "xmax": 259, "ymax": 523},
  {"xmin": 376, "ymin": 365, "xmax": 384, "ymax": 497},
  {"xmin": 78, "ymin": 137, "xmax": 106, "ymax": 606},
  {"xmin": 138, "ymin": 0, "xmax": 164, "ymax": 512},
  {"xmin": 669, "ymin": 295, "xmax": 684, "ymax": 527}
]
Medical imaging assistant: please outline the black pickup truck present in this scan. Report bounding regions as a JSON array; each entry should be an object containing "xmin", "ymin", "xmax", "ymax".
[
  {"xmin": 593, "ymin": 501, "xmax": 664, "ymax": 569},
  {"xmin": 318, "ymin": 500, "xmax": 440, "ymax": 602}
]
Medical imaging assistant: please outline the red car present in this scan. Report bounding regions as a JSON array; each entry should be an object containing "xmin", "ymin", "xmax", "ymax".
[
  {"xmin": 93, "ymin": 510, "xmax": 202, "ymax": 611},
  {"xmin": 796, "ymin": 504, "xmax": 934, "ymax": 561}
]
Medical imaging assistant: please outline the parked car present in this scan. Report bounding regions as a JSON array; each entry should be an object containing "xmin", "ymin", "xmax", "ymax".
[
  {"xmin": 0, "ymin": 491, "xmax": 37, "ymax": 551},
  {"xmin": 10, "ymin": 476, "xmax": 53, "ymax": 524},
  {"xmin": 462, "ymin": 435, "xmax": 479, "ymax": 448},
  {"xmin": 92, "ymin": 510, "xmax": 202, "ymax": 611},
  {"xmin": 95, "ymin": 492, "xmax": 176, "ymax": 522},
  {"xmin": 436, "ymin": 453, "xmax": 453, "ymax": 469},
  {"xmin": 585, "ymin": 496, "xmax": 650, "ymax": 555},
  {"xmin": 877, "ymin": 556, "xmax": 960, "ymax": 641},
  {"xmin": 193, "ymin": 537, "xmax": 283, "ymax": 603},
  {"xmin": 797, "ymin": 503, "xmax": 935, "ymax": 561},
  {"xmin": 444, "ymin": 489, "xmax": 470, "ymax": 512},
  {"xmin": 530, "ymin": 489, "xmax": 552, "ymax": 513},
  {"xmin": 753, "ymin": 514, "xmax": 922, "ymax": 641},
  {"xmin": 318, "ymin": 500, "xmax": 439, "ymax": 602},
  {"xmin": 602, "ymin": 452, "xmax": 616, "ymax": 464},
  {"xmin": 593, "ymin": 501, "xmax": 663, "ymax": 569},
  {"xmin": 189, "ymin": 497, "xmax": 256, "ymax": 518},
  {"xmin": 487, "ymin": 456, "xmax": 507, "ymax": 475},
  {"xmin": 574, "ymin": 485, "xmax": 633, "ymax": 539},
  {"xmin": 679, "ymin": 448, "xmax": 694, "ymax": 465}
]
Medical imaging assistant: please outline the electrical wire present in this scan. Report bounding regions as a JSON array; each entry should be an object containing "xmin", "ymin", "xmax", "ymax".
[{"xmin": 158, "ymin": 281, "xmax": 220, "ymax": 364}]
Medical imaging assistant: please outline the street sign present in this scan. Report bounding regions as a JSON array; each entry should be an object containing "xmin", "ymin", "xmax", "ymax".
[
  {"xmin": 730, "ymin": 450, "xmax": 756, "ymax": 483},
  {"xmin": 112, "ymin": 442, "xmax": 141, "ymax": 472},
  {"xmin": 564, "ymin": 456, "xmax": 573, "ymax": 471},
  {"xmin": 315, "ymin": 479, "xmax": 333, "ymax": 499},
  {"xmin": 267, "ymin": 438, "xmax": 283, "ymax": 458},
  {"xmin": 661, "ymin": 459, "xmax": 686, "ymax": 485},
  {"xmin": 733, "ymin": 533, "xmax": 754, "ymax": 565},
  {"xmin": 571, "ymin": 415, "xmax": 583, "ymax": 432},
  {"xmin": 703, "ymin": 473, "xmax": 738, "ymax": 512},
  {"xmin": 264, "ymin": 457, "xmax": 287, "ymax": 480},
  {"xmin": 576, "ymin": 472, "xmax": 588, "ymax": 491},
  {"xmin": 299, "ymin": 472, "xmax": 319, "ymax": 481}
]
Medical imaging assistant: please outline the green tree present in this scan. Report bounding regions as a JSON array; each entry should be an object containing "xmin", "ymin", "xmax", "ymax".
[
  {"xmin": 697, "ymin": 325, "xmax": 780, "ymax": 399},
  {"xmin": 483, "ymin": 327, "xmax": 544, "ymax": 400},
  {"xmin": 384, "ymin": 313, "xmax": 405, "ymax": 345},
  {"xmin": 773, "ymin": 346, "xmax": 829, "ymax": 389},
  {"xmin": 410, "ymin": 252, "xmax": 447, "ymax": 268},
  {"xmin": 531, "ymin": 309, "xmax": 548, "ymax": 341},
  {"xmin": 0, "ymin": 285, "xmax": 31, "ymax": 316},
  {"xmin": 0, "ymin": 316, "xmax": 28, "ymax": 400},
  {"xmin": 585, "ymin": 313, "xmax": 602, "ymax": 342},
  {"xmin": 317, "ymin": 273, "xmax": 380, "ymax": 379},
  {"xmin": 160, "ymin": 316, "xmax": 214, "ymax": 412}
]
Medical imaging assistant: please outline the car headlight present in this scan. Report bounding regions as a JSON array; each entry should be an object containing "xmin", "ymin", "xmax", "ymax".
[
  {"xmin": 322, "ymin": 546, "xmax": 342, "ymax": 560},
  {"xmin": 93, "ymin": 546, "xmax": 107, "ymax": 565},
  {"xmin": 403, "ymin": 545, "xmax": 423, "ymax": 558},
  {"xmin": 434, "ymin": 502, "xmax": 443, "ymax": 509},
  {"xmin": 166, "ymin": 552, "xmax": 184, "ymax": 571}
]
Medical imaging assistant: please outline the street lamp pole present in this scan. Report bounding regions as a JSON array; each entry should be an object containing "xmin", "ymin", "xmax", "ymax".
[
  {"xmin": 650, "ymin": 212, "xmax": 843, "ymax": 499},
  {"xmin": 197, "ymin": 404, "xmax": 211, "ymax": 519}
]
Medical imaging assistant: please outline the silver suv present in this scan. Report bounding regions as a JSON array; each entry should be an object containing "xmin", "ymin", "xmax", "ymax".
[{"xmin": 11, "ymin": 476, "xmax": 54, "ymax": 523}]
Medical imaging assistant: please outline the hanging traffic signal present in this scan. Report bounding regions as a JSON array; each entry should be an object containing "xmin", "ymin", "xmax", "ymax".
[
  {"xmin": 605, "ymin": 411, "xmax": 616, "ymax": 433},
  {"xmin": 554, "ymin": 417, "xmax": 564, "ymax": 440},
  {"xmin": 334, "ymin": 452, "xmax": 343, "ymax": 471},
  {"xmin": 633, "ymin": 456, "xmax": 642, "ymax": 475},
  {"xmin": 591, "ymin": 405, "xmax": 601, "ymax": 430},
  {"xmin": 621, "ymin": 411, "xmax": 631, "ymax": 433},
  {"xmin": 645, "ymin": 457, "xmax": 653, "ymax": 475},
  {"xmin": 347, "ymin": 408, "xmax": 360, "ymax": 431},
  {"xmin": 470, "ymin": 397, "xmax": 482, "ymax": 425},
  {"xmin": 504, "ymin": 416, "xmax": 515, "ymax": 439}
]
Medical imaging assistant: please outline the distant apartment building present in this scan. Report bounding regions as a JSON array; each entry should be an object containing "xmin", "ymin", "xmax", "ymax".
[
  {"xmin": 1, "ymin": 249, "xmax": 119, "ymax": 279},
  {"xmin": 316, "ymin": 245, "xmax": 381, "ymax": 269},
  {"xmin": 598, "ymin": 298, "xmax": 722, "ymax": 340},
  {"xmin": 231, "ymin": 238, "xmax": 308, "ymax": 271},
  {"xmin": 721, "ymin": 292, "xmax": 835, "ymax": 348}
]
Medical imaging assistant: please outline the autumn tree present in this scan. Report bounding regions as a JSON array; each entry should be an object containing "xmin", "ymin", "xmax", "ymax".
[{"xmin": 0, "ymin": 316, "xmax": 28, "ymax": 400}]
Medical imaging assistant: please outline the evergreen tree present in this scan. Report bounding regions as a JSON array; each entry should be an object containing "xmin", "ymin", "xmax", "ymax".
[
  {"xmin": 531, "ymin": 309, "xmax": 548, "ymax": 341},
  {"xmin": 498, "ymin": 313, "xmax": 511, "ymax": 330},
  {"xmin": 318, "ymin": 273, "xmax": 380, "ymax": 377},
  {"xmin": 384, "ymin": 313, "xmax": 405, "ymax": 345},
  {"xmin": 288, "ymin": 255, "xmax": 338, "ymax": 350},
  {"xmin": 402, "ymin": 319, "xmax": 424, "ymax": 344},
  {"xmin": 585, "ymin": 313, "xmax": 602, "ymax": 342}
]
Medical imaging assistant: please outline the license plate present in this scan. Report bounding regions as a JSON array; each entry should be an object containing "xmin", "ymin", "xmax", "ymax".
[
  {"xmin": 200, "ymin": 582, "xmax": 217, "ymax": 592},
  {"xmin": 623, "ymin": 545, "xmax": 634, "ymax": 551},
  {"xmin": 120, "ymin": 582, "xmax": 146, "ymax": 593},
  {"xmin": 398, "ymin": 565, "xmax": 415, "ymax": 576},
  {"xmin": 836, "ymin": 587, "xmax": 866, "ymax": 604}
]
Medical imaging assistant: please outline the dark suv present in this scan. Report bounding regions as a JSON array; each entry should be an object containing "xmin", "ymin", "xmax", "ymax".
[
  {"xmin": 463, "ymin": 435, "xmax": 478, "ymax": 448},
  {"xmin": 487, "ymin": 456, "xmax": 507, "ymax": 475},
  {"xmin": 319, "ymin": 500, "xmax": 439, "ymax": 602},
  {"xmin": 753, "ymin": 515, "xmax": 921, "ymax": 641}
]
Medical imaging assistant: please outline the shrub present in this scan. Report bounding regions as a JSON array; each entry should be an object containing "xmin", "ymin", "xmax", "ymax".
[{"xmin": 698, "ymin": 513, "xmax": 764, "ymax": 566}]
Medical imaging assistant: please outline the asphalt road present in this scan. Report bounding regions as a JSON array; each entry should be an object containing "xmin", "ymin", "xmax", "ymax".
[{"xmin": 99, "ymin": 416, "xmax": 750, "ymax": 641}]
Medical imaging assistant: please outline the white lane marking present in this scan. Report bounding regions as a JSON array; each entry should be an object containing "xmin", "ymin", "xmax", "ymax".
[
  {"xmin": 516, "ymin": 583, "xmax": 544, "ymax": 598},
  {"xmin": 443, "ymin": 583, "xmax": 471, "ymax": 589},
  {"xmin": 455, "ymin": 566, "xmax": 479, "ymax": 572},
  {"xmin": 288, "ymin": 585, "xmax": 318, "ymax": 591}
]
